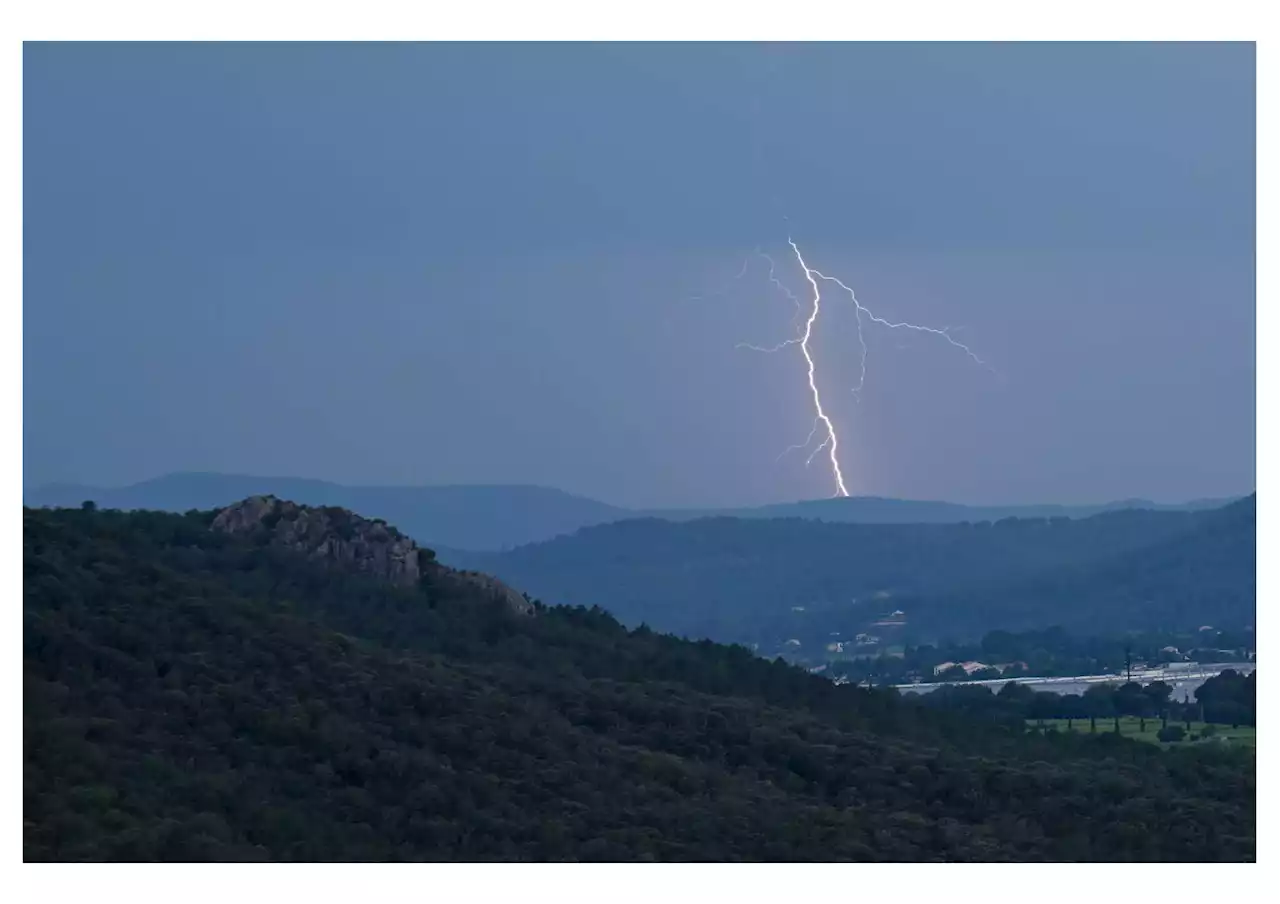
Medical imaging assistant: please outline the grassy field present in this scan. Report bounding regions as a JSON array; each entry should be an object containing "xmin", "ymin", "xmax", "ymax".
[{"xmin": 1027, "ymin": 716, "xmax": 1256, "ymax": 748}]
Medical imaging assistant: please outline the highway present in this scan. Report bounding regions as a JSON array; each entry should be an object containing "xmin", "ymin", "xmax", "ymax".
[{"xmin": 894, "ymin": 662, "xmax": 1255, "ymax": 696}]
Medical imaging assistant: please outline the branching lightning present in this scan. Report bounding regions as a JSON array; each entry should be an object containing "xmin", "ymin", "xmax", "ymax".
[
  {"xmin": 789, "ymin": 241, "xmax": 850, "ymax": 495},
  {"xmin": 733, "ymin": 236, "xmax": 993, "ymax": 498}
]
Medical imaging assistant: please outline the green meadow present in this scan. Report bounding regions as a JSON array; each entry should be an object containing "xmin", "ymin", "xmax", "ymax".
[{"xmin": 1027, "ymin": 716, "xmax": 1255, "ymax": 748}]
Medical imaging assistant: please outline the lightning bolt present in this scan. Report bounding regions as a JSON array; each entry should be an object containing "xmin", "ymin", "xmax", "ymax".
[
  {"xmin": 776, "ymin": 416, "xmax": 820, "ymax": 462},
  {"xmin": 762, "ymin": 250, "xmax": 805, "ymax": 330},
  {"xmin": 734, "ymin": 236, "xmax": 993, "ymax": 498},
  {"xmin": 790, "ymin": 241, "xmax": 850, "ymax": 496}
]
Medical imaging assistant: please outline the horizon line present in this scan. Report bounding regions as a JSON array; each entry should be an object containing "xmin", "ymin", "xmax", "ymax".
[{"xmin": 23, "ymin": 469, "xmax": 1251, "ymax": 514}]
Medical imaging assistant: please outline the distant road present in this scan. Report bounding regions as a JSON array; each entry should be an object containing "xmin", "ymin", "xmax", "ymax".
[{"xmin": 894, "ymin": 662, "xmax": 1255, "ymax": 697}]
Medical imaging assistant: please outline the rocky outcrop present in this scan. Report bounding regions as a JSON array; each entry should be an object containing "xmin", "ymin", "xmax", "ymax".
[
  {"xmin": 444, "ymin": 569, "xmax": 536, "ymax": 617},
  {"xmin": 212, "ymin": 495, "xmax": 422, "ymax": 586},
  {"xmin": 211, "ymin": 495, "xmax": 534, "ymax": 615}
]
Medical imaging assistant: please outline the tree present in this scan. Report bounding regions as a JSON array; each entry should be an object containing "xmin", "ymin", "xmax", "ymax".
[
  {"xmin": 1143, "ymin": 681, "xmax": 1173, "ymax": 715},
  {"xmin": 1082, "ymin": 684, "xmax": 1117, "ymax": 718},
  {"xmin": 1196, "ymin": 670, "xmax": 1256, "ymax": 727},
  {"xmin": 1113, "ymin": 682, "xmax": 1148, "ymax": 717}
]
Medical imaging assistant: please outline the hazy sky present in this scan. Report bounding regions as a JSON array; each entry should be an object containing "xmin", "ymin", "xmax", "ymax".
[{"xmin": 24, "ymin": 42, "xmax": 1255, "ymax": 508}]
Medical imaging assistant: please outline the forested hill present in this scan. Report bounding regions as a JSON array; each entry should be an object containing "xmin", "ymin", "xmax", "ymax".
[
  {"xmin": 24, "ymin": 501, "xmax": 1253, "ymax": 861},
  {"xmin": 904, "ymin": 494, "xmax": 1256, "ymax": 636},
  {"xmin": 443, "ymin": 496, "xmax": 1255, "ymax": 645}
]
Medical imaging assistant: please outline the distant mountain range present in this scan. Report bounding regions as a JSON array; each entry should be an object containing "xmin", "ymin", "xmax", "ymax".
[
  {"xmin": 23, "ymin": 471, "xmax": 1242, "ymax": 552},
  {"xmin": 25, "ymin": 473, "xmax": 626, "ymax": 552}
]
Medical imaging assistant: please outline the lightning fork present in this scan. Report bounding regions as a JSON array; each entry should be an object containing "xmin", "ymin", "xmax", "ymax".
[{"xmin": 734, "ymin": 236, "xmax": 993, "ymax": 498}]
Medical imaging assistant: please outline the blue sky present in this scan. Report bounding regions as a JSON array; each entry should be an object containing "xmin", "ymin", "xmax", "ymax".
[{"xmin": 24, "ymin": 42, "xmax": 1255, "ymax": 507}]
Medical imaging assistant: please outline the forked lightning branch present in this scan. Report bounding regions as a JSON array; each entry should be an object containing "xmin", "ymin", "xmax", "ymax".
[{"xmin": 733, "ymin": 238, "xmax": 993, "ymax": 498}]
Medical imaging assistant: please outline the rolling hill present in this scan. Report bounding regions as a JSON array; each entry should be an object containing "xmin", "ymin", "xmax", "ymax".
[
  {"xmin": 903, "ymin": 494, "xmax": 1256, "ymax": 636},
  {"xmin": 24, "ymin": 499, "xmax": 1253, "ymax": 861},
  {"xmin": 441, "ymin": 497, "xmax": 1255, "ymax": 647}
]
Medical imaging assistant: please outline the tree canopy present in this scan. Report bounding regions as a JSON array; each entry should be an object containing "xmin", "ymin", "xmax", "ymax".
[{"xmin": 24, "ymin": 504, "xmax": 1255, "ymax": 862}]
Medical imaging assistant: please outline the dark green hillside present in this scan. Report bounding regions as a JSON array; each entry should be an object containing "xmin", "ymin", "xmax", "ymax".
[
  {"xmin": 24, "ymin": 503, "xmax": 1254, "ymax": 861},
  {"xmin": 906, "ymin": 494, "xmax": 1256, "ymax": 637},
  {"xmin": 444, "ymin": 500, "xmax": 1253, "ymax": 644}
]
